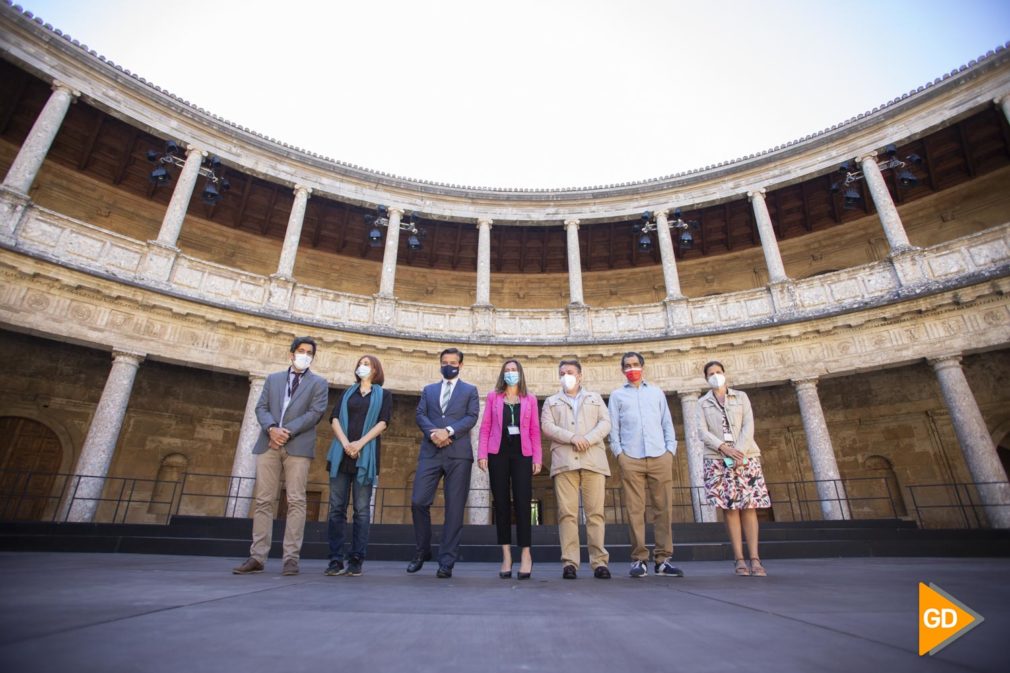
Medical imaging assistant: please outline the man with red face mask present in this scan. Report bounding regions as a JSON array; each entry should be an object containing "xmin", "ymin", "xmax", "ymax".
[{"xmin": 608, "ymin": 351, "xmax": 683, "ymax": 578}]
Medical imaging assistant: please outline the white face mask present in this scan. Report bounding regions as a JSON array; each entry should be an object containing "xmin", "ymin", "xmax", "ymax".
[
  {"xmin": 293, "ymin": 353, "xmax": 313, "ymax": 371},
  {"xmin": 707, "ymin": 373, "xmax": 726, "ymax": 389},
  {"xmin": 355, "ymin": 365, "xmax": 371, "ymax": 380},
  {"xmin": 560, "ymin": 374, "xmax": 578, "ymax": 392}
]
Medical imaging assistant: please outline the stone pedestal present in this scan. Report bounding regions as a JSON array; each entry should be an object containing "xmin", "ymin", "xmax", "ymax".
[
  {"xmin": 890, "ymin": 247, "xmax": 928, "ymax": 291},
  {"xmin": 567, "ymin": 302, "xmax": 590, "ymax": 338},
  {"xmin": 0, "ymin": 187, "xmax": 31, "ymax": 242},
  {"xmin": 931, "ymin": 355, "xmax": 1010, "ymax": 528},
  {"xmin": 225, "ymin": 375, "xmax": 266, "ymax": 518},
  {"xmin": 769, "ymin": 280, "xmax": 798, "ymax": 315},
  {"xmin": 139, "ymin": 240, "xmax": 180, "ymax": 284},
  {"xmin": 663, "ymin": 297, "xmax": 690, "ymax": 334},
  {"xmin": 65, "ymin": 350, "xmax": 145, "ymax": 522},
  {"xmin": 471, "ymin": 304, "xmax": 494, "ymax": 336},
  {"xmin": 680, "ymin": 391, "xmax": 717, "ymax": 522},
  {"xmin": 373, "ymin": 295, "xmax": 396, "ymax": 326},
  {"xmin": 267, "ymin": 274, "xmax": 295, "ymax": 311},
  {"xmin": 792, "ymin": 378, "xmax": 850, "ymax": 521}
]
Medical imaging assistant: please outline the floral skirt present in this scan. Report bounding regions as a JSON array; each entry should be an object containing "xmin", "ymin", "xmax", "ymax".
[{"xmin": 703, "ymin": 457, "xmax": 771, "ymax": 510}]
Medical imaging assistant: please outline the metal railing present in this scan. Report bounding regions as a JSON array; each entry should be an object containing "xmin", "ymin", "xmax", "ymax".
[{"xmin": 1, "ymin": 467, "xmax": 1006, "ymax": 529}]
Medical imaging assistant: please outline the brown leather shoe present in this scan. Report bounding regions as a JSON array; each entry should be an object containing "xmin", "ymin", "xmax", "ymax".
[
  {"xmin": 282, "ymin": 559, "xmax": 300, "ymax": 576},
  {"xmin": 232, "ymin": 558, "xmax": 264, "ymax": 574}
]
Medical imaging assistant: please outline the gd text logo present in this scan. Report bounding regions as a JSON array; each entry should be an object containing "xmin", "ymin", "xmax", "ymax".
[{"xmin": 918, "ymin": 582, "xmax": 984, "ymax": 656}]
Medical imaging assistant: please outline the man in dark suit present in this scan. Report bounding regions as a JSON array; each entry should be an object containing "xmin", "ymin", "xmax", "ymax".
[
  {"xmin": 232, "ymin": 336, "xmax": 329, "ymax": 576},
  {"xmin": 407, "ymin": 347, "xmax": 480, "ymax": 578}
]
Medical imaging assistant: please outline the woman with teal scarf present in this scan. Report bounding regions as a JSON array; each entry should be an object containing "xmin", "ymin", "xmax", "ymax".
[{"xmin": 324, "ymin": 354, "xmax": 392, "ymax": 577}]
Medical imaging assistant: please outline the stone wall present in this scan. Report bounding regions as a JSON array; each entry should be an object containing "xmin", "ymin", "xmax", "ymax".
[{"xmin": 2, "ymin": 328, "xmax": 1007, "ymax": 525}]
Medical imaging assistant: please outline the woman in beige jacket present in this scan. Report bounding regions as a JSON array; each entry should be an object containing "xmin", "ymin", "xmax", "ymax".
[{"xmin": 697, "ymin": 360, "xmax": 771, "ymax": 577}]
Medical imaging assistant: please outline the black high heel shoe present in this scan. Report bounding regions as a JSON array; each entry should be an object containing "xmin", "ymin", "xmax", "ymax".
[
  {"xmin": 517, "ymin": 562, "xmax": 532, "ymax": 580},
  {"xmin": 499, "ymin": 563, "xmax": 513, "ymax": 579}
]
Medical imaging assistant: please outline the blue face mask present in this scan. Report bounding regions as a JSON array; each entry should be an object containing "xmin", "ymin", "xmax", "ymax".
[
  {"xmin": 441, "ymin": 364, "xmax": 460, "ymax": 380},
  {"xmin": 503, "ymin": 371, "xmax": 520, "ymax": 386}
]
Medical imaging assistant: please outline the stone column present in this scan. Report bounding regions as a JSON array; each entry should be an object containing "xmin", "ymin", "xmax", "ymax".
[
  {"xmin": 2, "ymin": 82, "xmax": 79, "ymax": 195},
  {"xmin": 474, "ymin": 217, "xmax": 493, "ymax": 306},
  {"xmin": 377, "ymin": 207, "xmax": 404, "ymax": 298},
  {"xmin": 154, "ymin": 146, "xmax": 206, "ymax": 248},
  {"xmin": 66, "ymin": 351, "xmax": 145, "ymax": 522},
  {"xmin": 930, "ymin": 355, "xmax": 1010, "ymax": 528},
  {"xmin": 748, "ymin": 189, "xmax": 788, "ymax": 283},
  {"xmin": 680, "ymin": 391, "xmax": 716, "ymax": 522},
  {"xmin": 997, "ymin": 94, "xmax": 1010, "ymax": 126},
  {"xmin": 792, "ymin": 378, "xmax": 850, "ymax": 520},
  {"xmin": 466, "ymin": 396, "xmax": 491, "ymax": 524},
  {"xmin": 564, "ymin": 219, "xmax": 584, "ymax": 305},
  {"xmin": 274, "ymin": 185, "xmax": 312, "ymax": 279},
  {"xmin": 225, "ymin": 374, "xmax": 266, "ymax": 518},
  {"xmin": 654, "ymin": 209, "xmax": 684, "ymax": 299},
  {"xmin": 858, "ymin": 153, "xmax": 912, "ymax": 253}
]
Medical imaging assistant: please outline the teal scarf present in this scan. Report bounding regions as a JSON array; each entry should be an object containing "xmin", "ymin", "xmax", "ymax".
[{"xmin": 325, "ymin": 383, "xmax": 382, "ymax": 484}]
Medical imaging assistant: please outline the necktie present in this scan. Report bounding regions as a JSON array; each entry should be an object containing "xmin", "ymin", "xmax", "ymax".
[
  {"xmin": 441, "ymin": 381, "xmax": 453, "ymax": 413},
  {"xmin": 289, "ymin": 372, "xmax": 302, "ymax": 397}
]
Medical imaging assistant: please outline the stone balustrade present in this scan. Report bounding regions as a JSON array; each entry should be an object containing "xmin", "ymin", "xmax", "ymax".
[{"xmin": 4, "ymin": 195, "xmax": 1009, "ymax": 344}]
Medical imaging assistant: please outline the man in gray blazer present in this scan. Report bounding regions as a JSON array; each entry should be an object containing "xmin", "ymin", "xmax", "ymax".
[
  {"xmin": 407, "ymin": 347, "xmax": 480, "ymax": 578},
  {"xmin": 233, "ymin": 336, "xmax": 329, "ymax": 576}
]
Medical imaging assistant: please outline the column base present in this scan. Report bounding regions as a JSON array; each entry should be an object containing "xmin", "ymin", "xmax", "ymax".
[
  {"xmin": 266, "ymin": 274, "xmax": 295, "ymax": 311},
  {"xmin": 769, "ymin": 279, "xmax": 798, "ymax": 315},
  {"xmin": 662, "ymin": 296, "xmax": 690, "ymax": 334},
  {"xmin": 471, "ymin": 303, "xmax": 494, "ymax": 336},
  {"xmin": 567, "ymin": 302, "xmax": 590, "ymax": 338},
  {"xmin": 139, "ymin": 240, "xmax": 180, "ymax": 284},
  {"xmin": 0, "ymin": 186, "xmax": 31, "ymax": 244},
  {"xmin": 889, "ymin": 247, "xmax": 927, "ymax": 292},
  {"xmin": 373, "ymin": 295, "xmax": 397, "ymax": 326}
]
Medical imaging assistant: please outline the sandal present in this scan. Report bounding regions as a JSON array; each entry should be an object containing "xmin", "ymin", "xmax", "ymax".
[
  {"xmin": 734, "ymin": 559, "xmax": 751, "ymax": 576},
  {"xmin": 749, "ymin": 558, "xmax": 767, "ymax": 577}
]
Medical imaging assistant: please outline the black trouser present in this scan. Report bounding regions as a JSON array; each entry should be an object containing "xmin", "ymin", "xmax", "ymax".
[{"xmin": 488, "ymin": 445, "xmax": 533, "ymax": 547}]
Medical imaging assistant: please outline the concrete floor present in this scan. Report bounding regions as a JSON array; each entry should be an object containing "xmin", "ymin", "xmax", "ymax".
[{"xmin": 0, "ymin": 553, "xmax": 1006, "ymax": 673}]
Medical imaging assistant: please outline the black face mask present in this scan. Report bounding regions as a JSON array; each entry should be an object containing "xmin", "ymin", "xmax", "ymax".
[{"xmin": 441, "ymin": 364, "xmax": 460, "ymax": 380}]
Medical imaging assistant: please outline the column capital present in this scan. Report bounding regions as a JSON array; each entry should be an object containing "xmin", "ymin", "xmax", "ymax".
[
  {"xmin": 856, "ymin": 151, "xmax": 879, "ymax": 165},
  {"xmin": 994, "ymin": 92, "xmax": 1010, "ymax": 105},
  {"xmin": 387, "ymin": 207, "xmax": 405, "ymax": 218},
  {"xmin": 111, "ymin": 350, "xmax": 146, "ymax": 366},
  {"xmin": 185, "ymin": 145, "xmax": 208, "ymax": 158},
  {"xmin": 248, "ymin": 372, "xmax": 268, "ymax": 385},
  {"xmin": 928, "ymin": 353, "xmax": 963, "ymax": 370},
  {"xmin": 476, "ymin": 217, "xmax": 493, "ymax": 229},
  {"xmin": 292, "ymin": 184, "xmax": 312, "ymax": 197},
  {"xmin": 747, "ymin": 188, "xmax": 767, "ymax": 201},
  {"xmin": 653, "ymin": 208, "xmax": 669, "ymax": 220},
  {"xmin": 564, "ymin": 218, "xmax": 580, "ymax": 229},
  {"xmin": 791, "ymin": 376, "xmax": 820, "ymax": 389},
  {"xmin": 51, "ymin": 80, "xmax": 81, "ymax": 98},
  {"xmin": 677, "ymin": 389, "xmax": 701, "ymax": 402}
]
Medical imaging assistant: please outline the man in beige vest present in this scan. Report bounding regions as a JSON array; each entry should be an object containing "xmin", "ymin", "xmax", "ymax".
[{"xmin": 541, "ymin": 359, "xmax": 613, "ymax": 579}]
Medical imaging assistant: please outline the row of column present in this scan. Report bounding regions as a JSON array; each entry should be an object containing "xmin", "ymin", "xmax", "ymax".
[
  {"xmin": 10, "ymin": 83, "xmax": 1010, "ymax": 307},
  {"xmin": 63, "ymin": 350, "xmax": 1009, "ymax": 528}
]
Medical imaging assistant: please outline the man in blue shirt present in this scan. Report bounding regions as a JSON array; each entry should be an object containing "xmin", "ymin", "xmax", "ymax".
[{"xmin": 608, "ymin": 351, "xmax": 684, "ymax": 578}]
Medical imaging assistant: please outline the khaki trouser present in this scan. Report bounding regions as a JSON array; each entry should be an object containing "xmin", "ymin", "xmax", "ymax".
[
  {"xmin": 554, "ymin": 469, "xmax": 609, "ymax": 569},
  {"xmin": 249, "ymin": 448, "xmax": 311, "ymax": 564},
  {"xmin": 619, "ymin": 451, "xmax": 674, "ymax": 563}
]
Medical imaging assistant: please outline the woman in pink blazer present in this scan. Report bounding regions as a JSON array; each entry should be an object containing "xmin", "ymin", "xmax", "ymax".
[{"xmin": 478, "ymin": 359, "xmax": 542, "ymax": 579}]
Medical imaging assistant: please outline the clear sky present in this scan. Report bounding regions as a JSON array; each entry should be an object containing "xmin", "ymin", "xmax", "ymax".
[{"xmin": 17, "ymin": 0, "xmax": 1010, "ymax": 188}]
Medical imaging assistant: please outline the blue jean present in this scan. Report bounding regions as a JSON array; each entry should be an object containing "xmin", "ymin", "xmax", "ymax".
[{"xmin": 327, "ymin": 471, "xmax": 373, "ymax": 561}]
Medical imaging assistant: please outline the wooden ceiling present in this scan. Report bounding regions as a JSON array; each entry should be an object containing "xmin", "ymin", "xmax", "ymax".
[{"xmin": 2, "ymin": 58, "xmax": 1009, "ymax": 275}]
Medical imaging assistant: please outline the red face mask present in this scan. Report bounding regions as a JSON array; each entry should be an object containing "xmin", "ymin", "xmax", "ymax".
[{"xmin": 624, "ymin": 368, "xmax": 643, "ymax": 383}]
